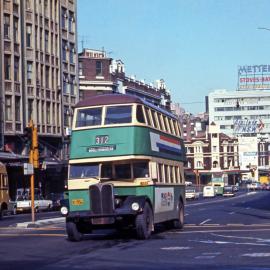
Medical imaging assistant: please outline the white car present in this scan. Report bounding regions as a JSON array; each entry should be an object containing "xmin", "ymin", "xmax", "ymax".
[
  {"xmin": 247, "ymin": 182, "xmax": 261, "ymax": 191},
  {"xmin": 203, "ymin": 186, "xmax": 216, "ymax": 198},
  {"xmin": 185, "ymin": 188, "xmax": 200, "ymax": 200},
  {"xmin": 14, "ymin": 194, "xmax": 52, "ymax": 214}
]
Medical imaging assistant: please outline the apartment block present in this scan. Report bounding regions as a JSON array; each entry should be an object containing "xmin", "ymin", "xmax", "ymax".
[{"xmin": 0, "ymin": 0, "xmax": 78, "ymax": 159}]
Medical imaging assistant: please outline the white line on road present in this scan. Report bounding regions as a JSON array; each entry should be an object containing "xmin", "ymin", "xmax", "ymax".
[
  {"xmin": 229, "ymin": 212, "xmax": 235, "ymax": 215},
  {"xmin": 200, "ymin": 219, "xmax": 211, "ymax": 225},
  {"xmin": 161, "ymin": 246, "xmax": 191, "ymax": 250},
  {"xmin": 241, "ymin": 253, "xmax": 270, "ymax": 257}
]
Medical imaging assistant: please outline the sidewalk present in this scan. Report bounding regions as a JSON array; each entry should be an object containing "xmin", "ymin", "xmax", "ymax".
[{"xmin": 15, "ymin": 217, "xmax": 65, "ymax": 228}]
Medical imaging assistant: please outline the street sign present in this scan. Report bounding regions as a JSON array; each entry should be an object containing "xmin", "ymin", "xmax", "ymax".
[{"xmin": 24, "ymin": 163, "xmax": 34, "ymax": 175}]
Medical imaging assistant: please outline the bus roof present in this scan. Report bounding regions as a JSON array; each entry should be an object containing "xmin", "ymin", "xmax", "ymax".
[{"xmin": 76, "ymin": 94, "xmax": 177, "ymax": 119}]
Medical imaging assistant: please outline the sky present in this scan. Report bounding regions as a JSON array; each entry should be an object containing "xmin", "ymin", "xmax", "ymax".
[{"xmin": 77, "ymin": 0, "xmax": 270, "ymax": 114}]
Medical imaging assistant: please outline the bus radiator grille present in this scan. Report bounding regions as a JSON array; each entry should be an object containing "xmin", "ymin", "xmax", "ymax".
[{"xmin": 89, "ymin": 184, "xmax": 114, "ymax": 215}]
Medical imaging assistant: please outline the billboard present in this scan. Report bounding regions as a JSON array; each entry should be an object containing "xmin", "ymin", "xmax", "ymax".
[
  {"xmin": 238, "ymin": 65, "xmax": 270, "ymax": 90},
  {"xmin": 233, "ymin": 119, "xmax": 264, "ymax": 134}
]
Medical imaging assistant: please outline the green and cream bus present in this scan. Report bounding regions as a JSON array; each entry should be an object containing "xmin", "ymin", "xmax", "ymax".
[{"xmin": 66, "ymin": 94, "xmax": 186, "ymax": 241}]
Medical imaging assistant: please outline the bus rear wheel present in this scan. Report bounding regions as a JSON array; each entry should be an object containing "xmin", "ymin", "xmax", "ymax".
[
  {"xmin": 66, "ymin": 221, "xmax": 82, "ymax": 242},
  {"xmin": 135, "ymin": 202, "xmax": 153, "ymax": 240},
  {"xmin": 173, "ymin": 200, "xmax": 184, "ymax": 229}
]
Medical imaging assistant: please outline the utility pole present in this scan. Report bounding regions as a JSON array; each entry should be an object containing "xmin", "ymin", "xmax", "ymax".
[{"xmin": 25, "ymin": 120, "xmax": 39, "ymax": 223}]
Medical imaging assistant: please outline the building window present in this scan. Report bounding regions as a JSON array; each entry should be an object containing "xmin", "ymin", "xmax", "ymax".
[
  {"xmin": 27, "ymin": 62, "xmax": 33, "ymax": 83},
  {"xmin": 14, "ymin": 57, "xmax": 19, "ymax": 81},
  {"xmin": 70, "ymin": 75, "xmax": 75, "ymax": 95},
  {"xmin": 28, "ymin": 99, "xmax": 33, "ymax": 122},
  {"xmin": 45, "ymin": 67, "xmax": 50, "ymax": 88},
  {"xmin": 4, "ymin": 56, "xmax": 11, "ymax": 80},
  {"xmin": 45, "ymin": 31, "xmax": 49, "ymax": 53},
  {"xmin": 96, "ymin": 61, "xmax": 102, "ymax": 76},
  {"xmin": 40, "ymin": 28, "xmax": 43, "ymax": 50},
  {"xmin": 64, "ymin": 106, "xmax": 69, "ymax": 126},
  {"xmin": 61, "ymin": 8, "xmax": 67, "ymax": 29},
  {"xmin": 69, "ymin": 44, "xmax": 74, "ymax": 63},
  {"xmin": 13, "ymin": 17, "xmax": 19, "ymax": 43},
  {"xmin": 26, "ymin": 24, "xmax": 32, "ymax": 47},
  {"xmin": 15, "ymin": 97, "xmax": 21, "ymax": 121},
  {"xmin": 79, "ymin": 61, "xmax": 83, "ymax": 75},
  {"xmin": 26, "ymin": 0, "xmax": 31, "ymax": 9},
  {"xmin": 68, "ymin": 12, "xmax": 74, "ymax": 32},
  {"xmin": 5, "ymin": 96, "xmax": 12, "ymax": 121},
  {"xmin": 46, "ymin": 102, "xmax": 51, "ymax": 124},
  {"xmin": 44, "ymin": 0, "xmax": 48, "ymax": 16},
  {"xmin": 62, "ymin": 41, "xmax": 67, "ymax": 61},
  {"xmin": 4, "ymin": 14, "xmax": 10, "ymax": 39},
  {"xmin": 213, "ymin": 146, "xmax": 217, "ymax": 152}
]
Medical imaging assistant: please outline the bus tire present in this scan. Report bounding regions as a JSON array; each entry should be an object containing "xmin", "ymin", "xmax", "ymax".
[
  {"xmin": 135, "ymin": 202, "xmax": 153, "ymax": 240},
  {"xmin": 66, "ymin": 221, "xmax": 82, "ymax": 242},
  {"xmin": 173, "ymin": 200, "xmax": 184, "ymax": 229}
]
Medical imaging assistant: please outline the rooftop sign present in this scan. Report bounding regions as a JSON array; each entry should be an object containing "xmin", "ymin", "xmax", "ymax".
[{"xmin": 238, "ymin": 65, "xmax": 270, "ymax": 90}]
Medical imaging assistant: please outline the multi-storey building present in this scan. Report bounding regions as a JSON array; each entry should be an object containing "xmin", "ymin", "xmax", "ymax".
[
  {"xmin": 78, "ymin": 48, "xmax": 171, "ymax": 110},
  {"xmin": 0, "ymin": 0, "xmax": 78, "ymax": 159},
  {"xmin": 208, "ymin": 89, "xmax": 270, "ymax": 175}
]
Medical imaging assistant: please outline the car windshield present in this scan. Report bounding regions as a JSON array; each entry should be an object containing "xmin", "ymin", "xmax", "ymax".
[{"xmin": 186, "ymin": 188, "xmax": 195, "ymax": 193}]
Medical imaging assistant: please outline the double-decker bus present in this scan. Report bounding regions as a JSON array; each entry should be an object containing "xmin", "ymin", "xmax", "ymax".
[{"xmin": 66, "ymin": 94, "xmax": 186, "ymax": 241}]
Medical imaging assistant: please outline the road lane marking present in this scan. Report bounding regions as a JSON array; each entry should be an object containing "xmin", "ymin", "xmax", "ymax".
[
  {"xmin": 0, "ymin": 233, "xmax": 66, "ymax": 237},
  {"xmin": 200, "ymin": 219, "xmax": 211, "ymax": 225},
  {"xmin": 229, "ymin": 212, "xmax": 235, "ymax": 215},
  {"xmin": 210, "ymin": 233, "xmax": 270, "ymax": 243},
  {"xmin": 161, "ymin": 246, "xmax": 191, "ymax": 250},
  {"xmin": 170, "ymin": 228, "xmax": 270, "ymax": 234},
  {"xmin": 241, "ymin": 253, "xmax": 270, "ymax": 257},
  {"xmin": 195, "ymin": 255, "xmax": 215, "ymax": 259},
  {"xmin": 191, "ymin": 239, "xmax": 270, "ymax": 246},
  {"xmin": 184, "ymin": 213, "xmax": 189, "ymax": 216}
]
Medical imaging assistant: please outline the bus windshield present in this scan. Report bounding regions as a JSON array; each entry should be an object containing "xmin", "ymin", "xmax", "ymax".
[
  {"xmin": 69, "ymin": 163, "xmax": 99, "ymax": 179},
  {"xmin": 69, "ymin": 161, "xmax": 149, "ymax": 180},
  {"xmin": 105, "ymin": 106, "xmax": 132, "ymax": 124},
  {"xmin": 76, "ymin": 107, "xmax": 102, "ymax": 127}
]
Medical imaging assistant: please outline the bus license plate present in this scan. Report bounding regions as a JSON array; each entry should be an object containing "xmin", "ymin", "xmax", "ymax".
[{"xmin": 72, "ymin": 199, "xmax": 84, "ymax": 205}]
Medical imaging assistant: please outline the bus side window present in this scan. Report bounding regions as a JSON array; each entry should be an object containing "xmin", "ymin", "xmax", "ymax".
[
  {"xmin": 169, "ymin": 118, "xmax": 175, "ymax": 135},
  {"xmin": 151, "ymin": 110, "xmax": 158, "ymax": 129},
  {"xmin": 164, "ymin": 165, "xmax": 169, "ymax": 183},
  {"xmin": 136, "ymin": 105, "xmax": 146, "ymax": 124},
  {"xmin": 173, "ymin": 120, "xmax": 179, "ymax": 136},
  {"xmin": 158, "ymin": 113, "xmax": 165, "ymax": 131},
  {"xmin": 145, "ymin": 107, "xmax": 152, "ymax": 127},
  {"xmin": 170, "ymin": 166, "xmax": 174, "ymax": 183},
  {"xmin": 158, "ymin": 163, "xmax": 164, "ymax": 183},
  {"xmin": 164, "ymin": 116, "xmax": 171, "ymax": 134}
]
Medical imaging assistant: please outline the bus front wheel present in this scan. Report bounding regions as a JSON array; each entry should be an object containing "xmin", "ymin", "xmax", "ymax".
[
  {"xmin": 66, "ymin": 221, "xmax": 82, "ymax": 242},
  {"xmin": 135, "ymin": 202, "xmax": 153, "ymax": 240}
]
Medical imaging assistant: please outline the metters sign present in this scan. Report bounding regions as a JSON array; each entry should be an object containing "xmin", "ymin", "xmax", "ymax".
[{"xmin": 238, "ymin": 64, "xmax": 270, "ymax": 90}]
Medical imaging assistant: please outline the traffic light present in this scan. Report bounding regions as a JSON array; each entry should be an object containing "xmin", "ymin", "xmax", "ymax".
[{"xmin": 24, "ymin": 126, "xmax": 33, "ymax": 147}]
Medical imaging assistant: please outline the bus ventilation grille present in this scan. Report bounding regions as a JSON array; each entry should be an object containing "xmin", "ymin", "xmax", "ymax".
[{"xmin": 89, "ymin": 184, "xmax": 114, "ymax": 215}]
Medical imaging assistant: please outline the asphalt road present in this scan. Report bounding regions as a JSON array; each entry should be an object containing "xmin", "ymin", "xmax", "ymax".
[{"xmin": 0, "ymin": 191, "xmax": 270, "ymax": 270}]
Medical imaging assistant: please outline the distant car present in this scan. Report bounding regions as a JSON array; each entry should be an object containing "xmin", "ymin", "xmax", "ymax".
[
  {"xmin": 185, "ymin": 187, "xmax": 200, "ymax": 200},
  {"xmin": 223, "ymin": 186, "xmax": 235, "ymax": 197},
  {"xmin": 203, "ymin": 186, "xmax": 215, "ymax": 198},
  {"xmin": 185, "ymin": 181, "xmax": 193, "ymax": 186},
  {"xmin": 247, "ymin": 182, "xmax": 261, "ymax": 191},
  {"xmin": 261, "ymin": 184, "xmax": 270, "ymax": 191},
  {"xmin": 14, "ymin": 194, "xmax": 53, "ymax": 214}
]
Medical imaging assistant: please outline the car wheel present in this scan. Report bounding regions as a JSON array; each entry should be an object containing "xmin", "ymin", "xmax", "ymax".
[
  {"xmin": 0, "ymin": 209, "xmax": 3, "ymax": 220},
  {"xmin": 172, "ymin": 200, "xmax": 184, "ymax": 229},
  {"xmin": 66, "ymin": 221, "xmax": 82, "ymax": 242},
  {"xmin": 135, "ymin": 202, "xmax": 153, "ymax": 240}
]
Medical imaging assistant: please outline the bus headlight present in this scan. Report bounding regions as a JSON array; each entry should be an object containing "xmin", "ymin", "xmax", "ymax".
[
  {"xmin": 61, "ymin": 206, "xmax": 68, "ymax": 216},
  {"xmin": 131, "ymin": 202, "xmax": 140, "ymax": 211}
]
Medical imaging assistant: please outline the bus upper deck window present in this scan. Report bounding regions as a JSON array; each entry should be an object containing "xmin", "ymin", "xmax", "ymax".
[
  {"xmin": 76, "ymin": 107, "xmax": 102, "ymax": 127},
  {"xmin": 105, "ymin": 106, "xmax": 132, "ymax": 124},
  {"xmin": 136, "ymin": 105, "xmax": 145, "ymax": 123}
]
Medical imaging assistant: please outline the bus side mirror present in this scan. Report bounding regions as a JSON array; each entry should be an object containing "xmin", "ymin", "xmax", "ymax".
[{"xmin": 150, "ymin": 162, "xmax": 158, "ymax": 181}]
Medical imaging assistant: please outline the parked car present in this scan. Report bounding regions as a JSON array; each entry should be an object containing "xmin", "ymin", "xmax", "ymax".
[
  {"xmin": 203, "ymin": 186, "xmax": 216, "ymax": 198},
  {"xmin": 13, "ymin": 189, "xmax": 53, "ymax": 214},
  {"xmin": 185, "ymin": 187, "xmax": 200, "ymax": 200},
  {"xmin": 247, "ymin": 182, "xmax": 261, "ymax": 191},
  {"xmin": 223, "ymin": 186, "xmax": 235, "ymax": 197}
]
